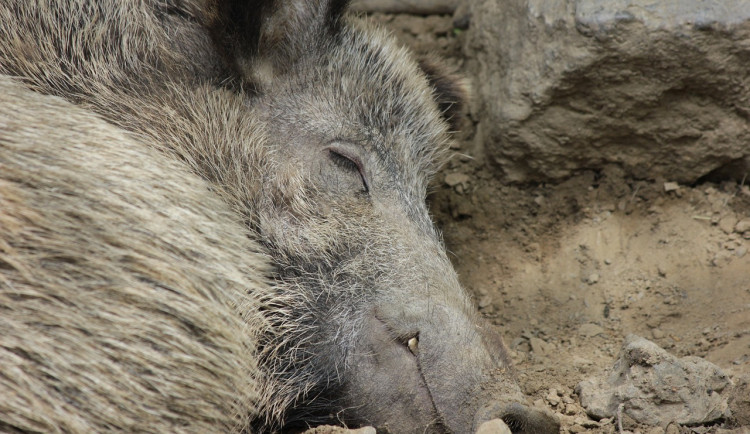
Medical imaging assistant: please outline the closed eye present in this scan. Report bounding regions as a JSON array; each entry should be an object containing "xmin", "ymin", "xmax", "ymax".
[{"xmin": 326, "ymin": 147, "xmax": 370, "ymax": 194}]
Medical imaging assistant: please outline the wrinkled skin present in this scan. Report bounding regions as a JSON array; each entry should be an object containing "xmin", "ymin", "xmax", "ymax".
[{"xmin": 0, "ymin": 0, "xmax": 559, "ymax": 432}]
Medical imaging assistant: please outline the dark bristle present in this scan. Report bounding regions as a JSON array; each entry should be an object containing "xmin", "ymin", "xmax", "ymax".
[{"xmin": 418, "ymin": 57, "xmax": 467, "ymax": 132}]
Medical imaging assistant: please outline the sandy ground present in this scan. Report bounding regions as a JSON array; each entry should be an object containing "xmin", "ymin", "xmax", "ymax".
[{"xmin": 374, "ymin": 12, "xmax": 750, "ymax": 433}]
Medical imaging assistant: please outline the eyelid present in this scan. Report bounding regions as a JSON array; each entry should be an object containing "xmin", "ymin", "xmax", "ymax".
[{"xmin": 325, "ymin": 145, "xmax": 371, "ymax": 193}]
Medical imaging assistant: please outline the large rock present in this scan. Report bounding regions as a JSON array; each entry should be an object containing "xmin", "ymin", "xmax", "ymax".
[
  {"xmin": 465, "ymin": 0, "xmax": 750, "ymax": 183},
  {"xmin": 576, "ymin": 335, "xmax": 731, "ymax": 426}
]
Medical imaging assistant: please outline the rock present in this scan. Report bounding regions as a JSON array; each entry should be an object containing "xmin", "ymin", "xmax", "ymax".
[
  {"xmin": 529, "ymin": 337, "xmax": 555, "ymax": 357},
  {"xmin": 444, "ymin": 172, "xmax": 470, "ymax": 188},
  {"xmin": 735, "ymin": 218, "xmax": 750, "ymax": 234},
  {"xmin": 663, "ymin": 182, "xmax": 680, "ymax": 193},
  {"xmin": 729, "ymin": 374, "xmax": 750, "ymax": 426},
  {"xmin": 568, "ymin": 424, "xmax": 586, "ymax": 433},
  {"xmin": 576, "ymin": 335, "xmax": 732, "ymax": 425},
  {"xmin": 650, "ymin": 328, "xmax": 665, "ymax": 339},
  {"xmin": 720, "ymin": 215, "xmax": 739, "ymax": 234},
  {"xmin": 546, "ymin": 388, "xmax": 561, "ymax": 406},
  {"xmin": 465, "ymin": 0, "xmax": 750, "ymax": 183},
  {"xmin": 586, "ymin": 273, "xmax": 599, "ymax": 284},
  {"xmin": 475, "ymin": 418, "xmax": 512, "ymax": 434}
]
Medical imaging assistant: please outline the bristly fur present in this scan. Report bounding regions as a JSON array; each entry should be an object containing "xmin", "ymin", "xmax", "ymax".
[
  {"xmin": 0, "ymin": 0, "xmax": 492, "ymax": 432},
  {"xmin": 418, "ymin": 56, "xmax": 470, "ymax": 132},
  {"xmin": 0, "ymin": 76, "xmax": 271, "ymax": 432}
]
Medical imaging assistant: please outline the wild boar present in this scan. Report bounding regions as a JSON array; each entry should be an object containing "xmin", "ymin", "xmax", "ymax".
[{"xmin": 0, "ymin": 0, "xmax": 559, "ymax": 432}]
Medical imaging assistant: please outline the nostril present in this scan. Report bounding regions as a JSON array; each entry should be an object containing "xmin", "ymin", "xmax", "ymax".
[
  {"xmin": 500, "ymin": 403, "xmax": 560, "ymax": 434},
  {"xmin": 407, "ymin": 336, "xmax": 419, "ymax": 356},
  {"xmin": 501, "ymin": 412, "xmax": 524, "ymax": 433}
]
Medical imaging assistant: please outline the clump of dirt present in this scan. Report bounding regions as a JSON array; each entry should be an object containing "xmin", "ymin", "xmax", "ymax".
[{"xmin": 369, "ymin": 11, "xmax": 750, "ymax": 433}]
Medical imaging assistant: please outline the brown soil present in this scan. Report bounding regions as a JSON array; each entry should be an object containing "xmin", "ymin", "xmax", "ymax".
[{"xmin": 371, "ymin": 12, "xmax": 750, "ymax": 434}]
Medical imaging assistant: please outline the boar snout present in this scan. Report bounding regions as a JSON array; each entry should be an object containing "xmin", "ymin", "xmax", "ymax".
[{"xmin": 341, "ymin": 300, "xmax": 555, "ymax": 433}]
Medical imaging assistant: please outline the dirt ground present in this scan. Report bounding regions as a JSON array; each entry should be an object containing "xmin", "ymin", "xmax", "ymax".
[{"xmin": 371, "ymin": 12, "xmax": 750, "ymax": 434}]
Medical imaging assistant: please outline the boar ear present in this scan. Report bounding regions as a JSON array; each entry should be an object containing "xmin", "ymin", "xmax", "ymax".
[
  {"xmin": 418, "ymin": 57, "xmax": 468, "ymax": 132},
  {"xmin": 209, "ymin": 0, "xmax": 349, "ymax": 86}
]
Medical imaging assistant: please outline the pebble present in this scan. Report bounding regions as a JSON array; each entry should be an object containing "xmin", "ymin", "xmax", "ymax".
[
  {"xmin": 664, "ymin": 181, "xmax": 680, "ymax": 192},
  {"xmin": 475, "ymin": 419, "xmax": 511, "ymax": 434},
  {"xmin": 735, "ymin": 218, "xmax": 750, "ymax": 233},
  {"xmin": 529, "ymin": 337, "xmax": 555, "ymax": 357},
  {"xmin": 478, "ymin": 295, "xmax": 493, "ymax": 308},
  {"xmin": 719, "ymin": 215, "xmax": 738, "ymax": 234},
  {"xmin": 587, "ymin": 273, "xmax": 599, "ymax": 284},
  {"xmin": 564, "ymin": 403, "xmax": 579, "ymax": 415},
  {"xmin": 546, "ymin": 388, "xmax": 561, "ymax": 406},
  {"xmin": 444, "ymin": 172, "xmax": 470, "ymax": 188},
  {"xmin": 657, "ymin": 266, "xmax": 666, "ymax": 277},
  {"xmin": 651, "ymin": 328, "xmax": 665, "ymax": 339}
]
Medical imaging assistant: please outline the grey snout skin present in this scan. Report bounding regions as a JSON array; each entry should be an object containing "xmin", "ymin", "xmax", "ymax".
[
  {"xmin": 475, "ymin": 402, "xmax": 560, "ymax": 434},
  {"xmin": 343, "ymin": 304, "xmax": 560, "ymax": 433}
]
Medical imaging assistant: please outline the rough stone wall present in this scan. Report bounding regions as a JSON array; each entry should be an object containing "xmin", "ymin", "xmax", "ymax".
[{"xmin": 465, "ymin": 0, "xmax": 750, "ymax": 183}]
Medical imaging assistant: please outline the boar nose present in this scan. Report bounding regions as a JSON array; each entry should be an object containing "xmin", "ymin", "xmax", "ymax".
[{"xmin": 475, "ymin": 402, "xmax": 560, "ymax": 434}]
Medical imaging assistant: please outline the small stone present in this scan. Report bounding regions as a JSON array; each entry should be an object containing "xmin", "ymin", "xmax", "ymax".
[
  {"xmin": 478, "ymin": 295, "xmax": 493, "ymax": 308},
  {"xmin": 564, "ymin": 403, "xmax": 578, "ymax": 415},
  {"xmin": 736, "ymin": 246, "xmax": 747, "ymax": 258},
  {"xmin": 657, "ymin": 266, "xmax": 666, "ymax": 278},
  {"xmin": 475, "ymin": 419, "xmax": 511, "ymax": 434},
  {"xmin": 568, "ymin": 424, "xmax": 585, "ymax": 433},
  {"xmin": 580, "ymin": 418, "xmax": 600, "ymax": 428},
  {"xmin": 651, "ymin": 328, "xmax": 665, "ymax": 339},
  {"xmin": 719, "ymin": 215, "xmax": 739, "ymax": 234},
  {"xmin": 735, "ymin": 218, "xmax": 750, "ymax": 233},
  {"xmin": 578, "ymin": 323, "xmax": 605, "ymax": 337},
  {"xmin": 587, "ymin": 273, "xmax": 600, "ymax": 284},
  {"xmin": 604, "ymin": 258, "xmax": 612, "ymax": 265},
  {"xmin": 664, "ymin": 182, "xmax": 680, "ymax": 192},
  {"xmin": 546, "ymin": 388, "xmax": 561, "ymax": 406},
  {"xmin": 444, "ymin": 172, "xmax": 470, "ymax": 188},
  {"xmin": 529, "ymin": 337, "xmax": 554, "ymax": 357},
  {"xmin": 665, "ymin": 423, "xmax": 680, "ymax": 434},
  {"xmin": 476, "ymin": 419, "xmax": 511, "ymax": 434}
]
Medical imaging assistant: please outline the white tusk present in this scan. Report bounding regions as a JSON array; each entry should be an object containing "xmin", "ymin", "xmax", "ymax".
[{"xmin": 407, "ymin": 337, "xmax": 419, "ymax": 355}]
